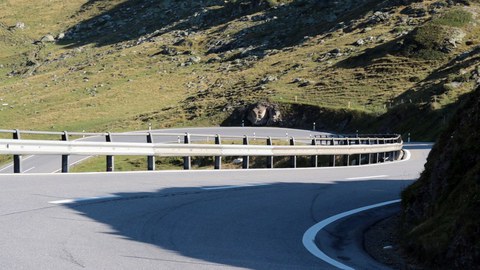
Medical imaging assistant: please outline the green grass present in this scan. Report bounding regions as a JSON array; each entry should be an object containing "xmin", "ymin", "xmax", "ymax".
[
  {"xmin": 70, "ymin": 156, "xmax": 186, "ymax": 172},
  {"xmin": 0, "ymin": 0, "xmax": 479, "ymax": 144},
  {"xmin": 431, "ymin": 8, "xmax": 473, "ymax": 27}
]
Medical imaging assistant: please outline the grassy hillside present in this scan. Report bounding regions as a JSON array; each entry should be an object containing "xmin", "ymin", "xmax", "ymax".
[
  {"xmin": 0, "ymin": 0, "xmax": 479, "ymax": 140},
  {"xmin": 401, "ymin": 85, "xmax": 480, "ymax": 269}
]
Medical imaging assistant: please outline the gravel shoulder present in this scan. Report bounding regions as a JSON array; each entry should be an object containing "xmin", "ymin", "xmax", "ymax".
[{"xmin": 364, "ymin": 212, "xmax": 425, "ymax": 270}]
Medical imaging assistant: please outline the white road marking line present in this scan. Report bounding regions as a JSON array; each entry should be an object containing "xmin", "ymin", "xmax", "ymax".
[
  {"xmin": 0, "ymin": 155, "xmax": 34, "ymax": 172},
  {"xmin": 345, "ymin": 175, "xmax": 389, "ymax": 180},
  {"xmin": 49, "ymin": 195, "xmax": 121, "ymax": 205},
  {"xmin": 302, "ymin": 199, "xmax": 401, "ymax": 270},
  {"xmin": 0, "ymin": 164, "xmax": 13, "ymax": 171},
  {"xmin": 23, "ymin": 167, "xmax": 36, "ymax": 173},
  {"xmin": 201, "ymin": 183, "xmax": 271, "ymax": 190},
  {"xmin": 51, "ymin": 156, "xmax": 93, "ymax": 173}
]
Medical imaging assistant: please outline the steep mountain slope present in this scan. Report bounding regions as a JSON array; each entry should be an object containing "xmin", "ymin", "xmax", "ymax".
[
  {"xmin": 401, "ymin": 85, "xmax": 480, "ymax": 269},
  {"xmin": 0, "ymin": 0, "xmax": 479, "ymax": 139}
]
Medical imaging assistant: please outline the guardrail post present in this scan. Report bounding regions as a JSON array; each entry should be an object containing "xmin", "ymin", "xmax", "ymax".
[
  {"xmin": 61, "ymin": 131, "xmax": 69, "ymax": 173},
  {"xmin": 13, "ymin": 129, "xmax": 21, "ymax": 173},
  {"xmin": 184, "ymin": 133, "xmax": 191, "ymax": 170},
  {"xmin": 266, "ymin": 137, "xmax": 273, "ymax": 168},
  {"xmin": 311, "ymin": 139, "xmax": 318, "ymax": 167},
  {"xmin": 214, "ymin": 135, "xmax": 221, "ymax": 170},
  {"xmin": 242, "ymin": 136, "xmax": 249, "ymax": 169},
  {"xmin": 290, "ymin": 137, "xmax": 296, "ymax": 168},
  {"xmin": 347, "ymin": 155, "xmax": 350, "ymax": 166},
  {"xmin": 147, "ymin": 132, "xmax": 155, "ymax": 171},
  {"xmin": 106, "ymin": 132, "xmax": 114, "ymax": 172}
]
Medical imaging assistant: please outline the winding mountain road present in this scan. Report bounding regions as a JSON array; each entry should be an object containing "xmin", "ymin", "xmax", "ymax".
[{"xmin": 0, "ymin": 127, "xmax": 431, "ymax": 269}]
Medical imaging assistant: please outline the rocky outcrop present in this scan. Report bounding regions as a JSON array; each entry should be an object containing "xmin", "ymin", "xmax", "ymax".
[
  {"xmin": 247, "ymin": 102, "xmax": 281, "ymax": 126},
  {"xmin": 401, "ymin": 86, "xmax": 480, "ymax": 269}
]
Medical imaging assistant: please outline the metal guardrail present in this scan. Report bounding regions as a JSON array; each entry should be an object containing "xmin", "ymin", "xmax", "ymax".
[{"xmin": 0, "ymin": 129, "xmax": 403, "ymax": 173}]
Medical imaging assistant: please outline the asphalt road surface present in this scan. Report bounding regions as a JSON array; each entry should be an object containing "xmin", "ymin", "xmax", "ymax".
[
  {"xmin": 0, "ymin": 127, "xmax": 327, "ymax": 174},
  {"xmin": 0, "ymin": 140, "xmax": 431, "ymax": 269}
]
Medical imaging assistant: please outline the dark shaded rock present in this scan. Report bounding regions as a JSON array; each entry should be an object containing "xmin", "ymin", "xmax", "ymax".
[
  {"xmin": 247, "ymin": 102, "xmax": 281, "ymax": 126},
  {"xmin": 401, "ymin": 4, "xmax": 428, "ymax": 17},
  {"xmin": 401, "ymin": 86, "xmax": 480, "ymax": 269}
]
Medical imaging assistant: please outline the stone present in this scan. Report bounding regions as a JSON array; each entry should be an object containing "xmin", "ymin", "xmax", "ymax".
[
  {"xmin": 100, "ymin": 14, "xmax": 112, "ymax": 21},
  {"xmin": 368, "ymin": 11, "xmax": 391, "ymax": 24},
  {"xmin": 355, "ymin": 39, "xmax": 365, "ymax": 46},
  {"xmin": 247, "ymin": 102, "xmax": 281, "ymax": 126},
  {"xmin": 401, "ymin": 4, "xmax": 427, "ymax": 17},
  {"xmin": 41, "ymin": 34, "xmax": 55, "ymax": 43},
  {"xmin": 330, "ymin": 48, "xmax": 341, "ymax": 54},
  {"xmin": 57, "ymin": 33, "xmax": 65, "ymax": 40},
  {"xmin": 299, "ymin": 80, "xmax": 313, "ymax": 87},
  {"xmin": 261, "ymin": 75, "xmax": 278, "ymax": 84},
  {"xmin": 292, "ymin": 78, "xmax": 303, "ymax": 83},
  {"xmin": 232, "ymin": 158, "xmax": 243, "ymax": 164},
  {"xmin": 441, "ymin": 29, "xmax": 466, "ymax": 53},
  {"xmin": 159, "ymin": 46, "xmax": 177, "ymax": 56},
  {"xmin": 207, "ymin": 56, "xmax": 222, "ymax": 63},
  {"xmin": 15, "ymin": 22, "xmax": 25, "ymax": 29},
  {"xmin": 189, "ymin": 56, "xmax": 201, "ymax": 64},
  {"xmin": 362, "ymin": 27, "xmax": 372, "ymax": 33}
]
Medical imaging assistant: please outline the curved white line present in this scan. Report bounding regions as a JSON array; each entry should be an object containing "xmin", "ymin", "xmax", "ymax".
[{"xmin": 302, "ymin": 199, "xmax": 401, "ymax": 270}]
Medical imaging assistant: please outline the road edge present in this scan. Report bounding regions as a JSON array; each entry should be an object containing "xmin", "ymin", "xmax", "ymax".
[{"xmin": 302, "ymin": 199, "xmax": 401, "ymax": 270}]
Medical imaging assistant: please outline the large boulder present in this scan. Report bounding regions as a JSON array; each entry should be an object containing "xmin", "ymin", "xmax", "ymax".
[{"xmin": 247, "ymin": 102, "xmax": 281, "ymax": 126}]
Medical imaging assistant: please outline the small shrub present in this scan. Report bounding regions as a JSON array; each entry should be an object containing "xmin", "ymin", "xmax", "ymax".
[
  {"xmin": 402, "ymin": 23, "xmax": 457, "ymax": 60},
  {"xmin": 413, "ymin": 24, "xmax": 448, "ymax": 49}
]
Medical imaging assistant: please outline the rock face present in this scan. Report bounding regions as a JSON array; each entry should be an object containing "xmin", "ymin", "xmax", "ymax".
[
  {"xmin": 247, "ymin": 102, "xmax": 281, "ymax": 126},
  {"xmin": 401, "ymin": 86, "xmax": 480, "ymax": 269}
]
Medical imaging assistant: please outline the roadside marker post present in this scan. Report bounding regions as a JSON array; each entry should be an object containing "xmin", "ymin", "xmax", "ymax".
[
  {"xmin": 61, "ymin": 131, "xmax": 69, "ymax": 173},
  {"xmin": 13, "ymin": 129, "xmax": 21, "ymax": 173}
]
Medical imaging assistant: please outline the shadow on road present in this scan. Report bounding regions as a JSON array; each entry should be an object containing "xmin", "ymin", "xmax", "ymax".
[
  {"xmin": 404, "ymin": 143, "xmax": 434, "ymax": 150},
  {"xmin": 63, "ymin": 179, "xmax": 413, "ymax": 269}
]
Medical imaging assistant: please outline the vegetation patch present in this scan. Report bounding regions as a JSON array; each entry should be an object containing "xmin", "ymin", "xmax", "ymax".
[
  {"xmin": 431, "ymin": 8, "xmax": 473, "ymax": 27},
  {"xmin": 402, "ymin": 8, "xmax": 472, "ymax": 60}
]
